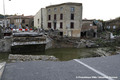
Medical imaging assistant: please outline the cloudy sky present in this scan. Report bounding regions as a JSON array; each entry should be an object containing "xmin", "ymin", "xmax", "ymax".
[{"xmin": 0, "ymin": 0, "xmax": 120, "ymax": 21}]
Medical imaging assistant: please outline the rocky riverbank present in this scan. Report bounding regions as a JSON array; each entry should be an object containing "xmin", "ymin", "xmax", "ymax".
[
  {"xmin": 8, "ymin": 54, "xmax": 59, "ymax": 62},
  {"xmin": 0, "ymin": 38, "xmax": 11, "ymax": 53},
  {"xmin": 94, "ymin": 47, "xmax": 119, "ymax": 57},
  {"xmin": 50, "ymin": 36, "xmax": 99, "ymax": 48}
]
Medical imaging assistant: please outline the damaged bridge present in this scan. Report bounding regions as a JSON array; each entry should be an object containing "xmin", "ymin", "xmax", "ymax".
[{"xmin": 10, "ymin": 32, "xmax": 47, "ymax": 53}]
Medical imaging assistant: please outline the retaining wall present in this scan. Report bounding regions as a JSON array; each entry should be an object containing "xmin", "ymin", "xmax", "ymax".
[{"xmin": 0, "ymin": 38, "xmax": 12, "ymax": 53}]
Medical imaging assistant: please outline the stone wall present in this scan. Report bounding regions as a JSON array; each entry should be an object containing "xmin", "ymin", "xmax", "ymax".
[
  {"xmin": 45, "ymin": 37, "xmax": 53, "ymax": 49},
  {"xmin": 51, "ymin": 37, "xmax": 80, "ymax": 48},
  {"xmin": 0, "ymin": 38, "xmax": 12, "ymax": 53},
  {"xmin": 11, "ymin": 44, "xmax": 46, "ymax": 54},
  {"xmin": 8, "ymin": 54, "xmax": 58, "ymax": 62},
  {"xmin": 46, "ymin": 36, "xmax": 99, "ymax": 49}
]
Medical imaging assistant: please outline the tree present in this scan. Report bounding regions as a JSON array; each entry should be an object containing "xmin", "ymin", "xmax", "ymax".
[
  {"xmin": 0, "ymin": 14, "xmax": 11, "ymax": 19},
  {"xmin": 0, "ymin": 14, "xmax": 4, "ymax": 19}
]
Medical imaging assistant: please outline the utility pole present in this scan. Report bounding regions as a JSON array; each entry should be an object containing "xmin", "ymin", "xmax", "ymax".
[
  {"xmin": 41, "ymin": 8, "xmax": 43, "ymax": 30},
  {"xmin": 3, "ymin": 0, "xmax": 6, "ymax": 30},
  {"xmin": 3, "ymin": 0, "xmax": 11, "ymax": 31}
]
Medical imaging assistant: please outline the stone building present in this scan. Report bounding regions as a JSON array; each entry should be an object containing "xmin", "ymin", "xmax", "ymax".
[
  {"xmin": 81, "ymin": 19, "xmax": 97, "ymax": 38},
  {"xmin": 7, "ymin": 15, "xmax": 34, "ymax": 29},
  {"xmin": 34, "ymin": 2, "xmax": 83, "ymax": 37},
  {"xmin": 104, "ymin": 18, "xmax": 120, "ymax": 30},
  {"xmin": 46, "ymin": 2, "xmax": 82, "ymax": 37}
]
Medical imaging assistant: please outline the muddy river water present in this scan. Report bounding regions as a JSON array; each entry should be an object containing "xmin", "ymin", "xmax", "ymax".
[{"xmin": 0, "ymin": 48, "xmax": 99, "ymax": 62}]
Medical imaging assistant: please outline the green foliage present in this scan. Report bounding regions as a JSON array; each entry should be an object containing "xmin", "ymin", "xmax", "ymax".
[
  {"xmin": 0, "ymin": 14, "xmax": 12, "ymax": 19},
  {"xmin": 0, "ymin": 14, "xmax": 4, "ymax": 19},
  {"xmin": 21, "ymin": 24, "xmax": 25, "ymax": 29},
  {"xmin": 115, "ymin": 17, "xmax": 120, "ymax": 20},
  {"xmin": 95, "ymin": 39, "xmax": 112, "ymax": 47},
  {"xmin": 33, "ymin": 26, "xmax": 37, "ymax": 30},
  {"xmin": 97, "ymin": 19, "xmax": 104, "ymax": 22}
]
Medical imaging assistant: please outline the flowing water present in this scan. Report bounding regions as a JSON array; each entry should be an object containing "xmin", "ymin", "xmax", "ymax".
[{"xmin": 0, "ymin": 48, "xmax": 99, "ymax": 62}]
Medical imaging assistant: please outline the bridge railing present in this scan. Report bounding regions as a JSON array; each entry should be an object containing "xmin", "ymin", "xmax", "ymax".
[
  {"xmin": 12, "ymin": 32, "xmax": 47, "ymax": 46},
  {"xmin": 11, "ymin": 28, "xmax": 34, "ymax": 32}
]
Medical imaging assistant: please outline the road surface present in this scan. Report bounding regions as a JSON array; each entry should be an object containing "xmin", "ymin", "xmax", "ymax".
[{"xmin": 1, "ymin": 54, "xmax": 120, "ymax": 80}]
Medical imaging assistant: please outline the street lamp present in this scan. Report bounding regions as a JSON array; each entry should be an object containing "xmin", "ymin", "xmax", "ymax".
[
  {"xmin": 3, "ymin": 0, "xmax": 6, "ymax": 29},
  {"xmin": 3, "ymin": 0, "xmax": 11, "ymax": 30}
]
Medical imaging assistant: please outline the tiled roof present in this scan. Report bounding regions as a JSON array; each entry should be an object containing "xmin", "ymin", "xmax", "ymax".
[{"xmin": 7, "ymin": 15, "xmax": 33, "ymax": 19}]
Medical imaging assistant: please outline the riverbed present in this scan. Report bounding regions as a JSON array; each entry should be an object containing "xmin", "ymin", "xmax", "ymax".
[{"xmin": 0, "ymin": 48, "xmax": 100, "ymax": 62}]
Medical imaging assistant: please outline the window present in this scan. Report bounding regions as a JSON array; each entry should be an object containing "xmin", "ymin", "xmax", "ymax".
[
  {"xmin": 60, "ymin": 22, "xmax": 63, "ymax": 29},
  {"xmin": 48, "ymin": 15, "xmax": 51, "ymax": 20},
  {"xmin": 107, "ymin": 26, "xmax": 110, "ymax": 29},
  {"xmin": 38, "ymin": 19, "xmax": 39, "ymax": 24},
  {"xmin": 90, "ymin": 24, "xmax": 93, "ymax": 26},
  {"xmin": 60, "ymin": 7, "xmax": 63, "ymax": 10},
  {"xmin": 54, "ymin": 8, "xmax": 57, "ymax": 11},
  {"xmin": 71, "ymin": 7, "xmax": 75, "ymax": 12},
  {"xmin": 54, "ymin": 22, "xmax": 56, "ymax": 29},
  {"xmin": 54, "ymin": 14, "xmax": 56, "ymax": 20},
  {"xmin": 71, "ymin": 14, "xmax": 74, "ymax": 20},
  {"xmin": 70, "ymin": 22, "xmax": 74, "ymax": 29},
  {"xmin": 60, "ymin": 14, "xmax": 63, "ymax": 20},
  {"xmin": 48, "ymin": 22, "xmax": 51, "ymax": 28},
  {"xmin": 18, "ymin": 19, "xmax": 19, "ymax": 23},
  {"xmin": 22, "ymin": 19, "xmax": 25, "ymax": 23},
  {"xmin": 48, "ymin": 9, "xmax": 51, "ymax": 12},
  {"xmin": 60, "ymin": 32, "xmax": 63, "ymax": 36},
  {"xmin": 113, "ymin": 26, "xmax": 116, "ymax": 29},
  {"xmin": 20, "ymin": 19, "xmax": 21, "ymax": 23}
]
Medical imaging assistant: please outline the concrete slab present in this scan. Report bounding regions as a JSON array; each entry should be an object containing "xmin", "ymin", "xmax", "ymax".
[{"xmin": 13, "ymin": 32, "xmax": 42, "ymax": 37}]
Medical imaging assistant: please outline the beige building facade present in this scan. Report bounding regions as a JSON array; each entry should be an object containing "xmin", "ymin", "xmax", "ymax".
[
  {"xmin": 34, "ymin": 2, "xmax": 83, "ymax": 37},
  {"xmin": 7, "ymin": 15, "xmax": 33, "ymax": 29},
  {"xmin": 46, "ymin": 2, "xmax": 82, "ymax": 37}
]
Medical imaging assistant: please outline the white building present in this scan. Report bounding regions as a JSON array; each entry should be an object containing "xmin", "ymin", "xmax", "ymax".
[
  {"xmin": 0, "ymin": 19, "xmax": 9, "ymax": 28},
  {"xmin": 34, "ymin": 8, "xmax": 47, "ymax": 29},
  {"xmin": 0, "ymin": 20, "xmax": 3, "ymax": 27}
]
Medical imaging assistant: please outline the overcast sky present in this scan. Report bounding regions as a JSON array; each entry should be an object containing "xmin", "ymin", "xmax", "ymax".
[{"xmin": 0, "ymin": 0, "xmax": 120, "ymax": 21}]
